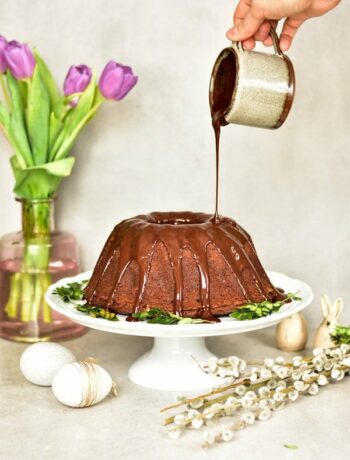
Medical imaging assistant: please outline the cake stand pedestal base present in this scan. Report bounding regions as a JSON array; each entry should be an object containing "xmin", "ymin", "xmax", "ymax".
[{"xmin": 128, "ymin": 337, "xmax": 223, "ymax": 392}]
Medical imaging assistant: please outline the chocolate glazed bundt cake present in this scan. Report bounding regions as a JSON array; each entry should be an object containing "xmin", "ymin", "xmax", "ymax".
[{"xmin": 84, "ymin": 212, "xmax": 285, "ymax": 321}]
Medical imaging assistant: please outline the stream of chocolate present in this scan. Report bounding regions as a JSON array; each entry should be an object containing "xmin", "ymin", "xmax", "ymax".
[{"xmin": 210, "ymin": 51, "xmax": 237, "ymax": 223}]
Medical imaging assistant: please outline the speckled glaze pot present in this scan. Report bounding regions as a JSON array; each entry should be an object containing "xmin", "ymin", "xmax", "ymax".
[{"xmin": 210, "ymin": 28, "xmax": 295, "ymax": 129}]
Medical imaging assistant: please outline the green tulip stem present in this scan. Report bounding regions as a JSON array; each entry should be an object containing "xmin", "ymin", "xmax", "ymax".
[
  {"xmin": 21, "ymin": 273, "xmax": 34, "ymax": 322},
  {"xmin": 0, "ymin": 74, "xmax": 11, "ymax": 109},
  {"xmin": 22, "ymin": 200, "xmax": 52, "ymax": 322},
  {"xmin": 4, "ymin": 272, "xmax": 21, "ymax": 318},
  {"xmin": 53, "ymin": 99, "xmax": 103, "ymax": 162},
  {"xmin": 41, "ymin": 273, "xmax": 53, "ymax": 323},
  {"xmin": 4, "ymin": 200, "xmax": 53, "ymax": 323},
  {"xmin": 59, "ymin": 103, "xmax": 75, "ymax": 123}
]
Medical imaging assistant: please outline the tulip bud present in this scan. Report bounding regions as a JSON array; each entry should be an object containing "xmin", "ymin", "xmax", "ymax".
[
  {"xmin": 99, "ymin": 60, "xmax": 137, "ymax": 101},
  {"xmin": 5, "ymin": 40, "xmax": 35, "ymax": 79},
  {"xmin": 0, "ymin": 35, "xmax": 8, "ymax": 73},
  {"xmin": 64, "ymin": 64, "xmax": 92, "ymax": 96}
]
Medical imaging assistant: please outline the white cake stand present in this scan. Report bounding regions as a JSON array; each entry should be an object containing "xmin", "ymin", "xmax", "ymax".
[{"xmin": 45, "ymin": 271, "xmax": 313, "ymax": 392}]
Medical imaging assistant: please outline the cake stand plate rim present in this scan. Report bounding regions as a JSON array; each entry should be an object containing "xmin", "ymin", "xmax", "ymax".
[{"xmin": 45, "ymin": 270, "xmax": 314, "ymax": 338}]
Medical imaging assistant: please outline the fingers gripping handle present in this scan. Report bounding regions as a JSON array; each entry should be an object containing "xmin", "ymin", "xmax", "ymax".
[{"xmin": 233, "ymin": 25, "xmax": 284, "ymax": 56}]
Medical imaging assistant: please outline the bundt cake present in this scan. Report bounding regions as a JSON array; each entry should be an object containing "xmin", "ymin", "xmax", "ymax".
[{"xmin": 84, "ymin": 212, "xmax": 285, "ymax": 320}]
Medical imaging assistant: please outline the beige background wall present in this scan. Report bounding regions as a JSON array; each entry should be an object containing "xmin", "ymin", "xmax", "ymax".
[{"xmin": 0, "ymin": 0, "xmax": 349, "ymax": 327}]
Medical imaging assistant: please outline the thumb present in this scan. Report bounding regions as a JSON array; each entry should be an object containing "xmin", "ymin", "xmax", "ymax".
[{"xmin": 227, "ymin": 8, "xmax": 265, "ymax": 41}]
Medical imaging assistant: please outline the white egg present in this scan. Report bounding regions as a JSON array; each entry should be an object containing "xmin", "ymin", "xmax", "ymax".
[
  {"xmin": 52, "ymin": 361, "xmax": 113, "ymax": 408},
  {"xmin": 20, "ymin": 342, "xmax": 76, "ymax": 386}
]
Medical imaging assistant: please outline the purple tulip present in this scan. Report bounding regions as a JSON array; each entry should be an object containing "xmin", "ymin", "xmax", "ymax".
[
  {"xmin": 64, "ymin": 64, "xmax": 92, "ymax": 97},
  {"xmin": 99, "ymin": 60, "xmax": 137, "ymax": 101},
  {"xmin": 5, "ymin": 40, "xmax": 35, "ymax": 79},
  {"xmin": 0, "ymin": 36, "xmax": 8, "ymax": 73}
]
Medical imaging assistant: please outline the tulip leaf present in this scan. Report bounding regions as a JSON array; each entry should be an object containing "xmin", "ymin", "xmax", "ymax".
[
  {"xmin": 0, "ymin": 100, "xmax": 10, "ymax": 133},
  {"xmin": 10, "ymin": 155, "xmax": 75, "ymax": 199},
  {"xmin": 26, "ymin": 67, "xmax": 50, "ymax": 165},
  {"xmin": 34, "ymin": 49, "xmax": 63, "ymax": 117},
  {"xmin": 65, "ymin": 76, "xmax": 96, "ymax": 137},
  {"xmin": 0, "ymin": 103, "xmax": 26, "ymax": 168},
  {"xmin": 50, "ymin": 77, "xmax": 96, "ymax": 160},
  {"xmin": 6, "ymin": 72, "xmax": 25, "ymax": 116},
  {"xmin": 8, "ymin": 115, "xmax": 33, "ymax": 169},
  {"xmin": 48, "ymin": 112, "xmax": 63, "ymax": 157},
  {"xmin": 6, "ymin": 72, "xmax": 33, "ymax": 167},
  {"xmin": 54, "ymin": 101, "xmax": 100, "ymax": 161},
  {"xmin": 49, "ymin": 123, "xmax": 68, "ymax": 160},
  {"xmin": 17, "ymin": 79, "xmax": 28, "ymax": 106}
]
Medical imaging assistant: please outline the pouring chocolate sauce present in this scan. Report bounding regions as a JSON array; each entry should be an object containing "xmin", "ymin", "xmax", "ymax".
[
  {"xmin": 209, "ymin": 52, "xmax": 237, "ymax": 224},
  {"xmin": 209, "ymin": 33, "xmax": 295, "ymax": 224}
]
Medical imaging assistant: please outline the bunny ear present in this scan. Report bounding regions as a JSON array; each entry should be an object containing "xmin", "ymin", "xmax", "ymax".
[
  {"xmin": 333, "ymin": 298, "xmax": 343, "ymax": 320},
  {"xmin": 321, "ymin": 295, "xmax": 330, "ymax": 318}
]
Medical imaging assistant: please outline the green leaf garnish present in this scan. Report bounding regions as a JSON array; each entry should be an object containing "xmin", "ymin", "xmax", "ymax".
[
  {"xmin": 76, "ymin": 304, "xmax": 119, "ymax": 321},
  {"xmin": 287, "ymin": 292, "xmax": 302, "ymax": 301},
  {"xmin": 53, "ymin": 279, "xmax": 88, "ymax": 302},
  {"xmin": 54, "ymin": 282, "xmax": 301, "ymax": 324},
  {"xmin": 331, "ymin": 325, "xmax": 350, "ymax": 345},
  {"xmin": 284, "ymin": 444, "xmax": 298, "ymax": 450},
  {"xmin": 53, "ymin": 282, "xmax": 213, "ymax": 324},
  {"xmin": 132, "ymin": 308, "xmax": 214, "ymax": 325},
  {"xmin": 230, "ymin": 292, "xmax": 302, "ymax": 321},
  {"xmin": 53, "ymin": 279, "xmax": 118, "ymax": 321}
]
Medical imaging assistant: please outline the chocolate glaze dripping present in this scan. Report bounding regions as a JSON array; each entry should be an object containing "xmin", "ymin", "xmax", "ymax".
[
  {"xmin": 84, "ymin": 212, "xmax": 285, "ymax": 320},
  {"xmin": 210, "ymin": 51, "xmax": 237, "ymax": 223}
]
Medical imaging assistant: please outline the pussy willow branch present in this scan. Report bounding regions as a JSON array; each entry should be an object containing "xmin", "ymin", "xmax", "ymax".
[
  {"xmin": 162, "ymin": 363, "xmax": 348, "ymax": 427},
  {"xmin": 161, "ymin": 355, "xmax": 316, "ymax": 414},
  {"xmin": 161, "ymin": 351, "xmax": 348, "ymax": 427}
]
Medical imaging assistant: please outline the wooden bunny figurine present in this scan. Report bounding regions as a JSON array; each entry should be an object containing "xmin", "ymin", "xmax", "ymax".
[{"xmin": 313, "ymin": 295, "xmax": 343, "ymax": 349}]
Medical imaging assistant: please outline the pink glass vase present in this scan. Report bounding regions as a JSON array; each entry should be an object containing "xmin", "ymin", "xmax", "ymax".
[{"xmin": 0, "ymin": 198, "xmax": 86, "ymax": 342}]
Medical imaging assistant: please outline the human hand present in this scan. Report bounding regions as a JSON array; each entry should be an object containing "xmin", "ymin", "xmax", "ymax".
[{"xmin": 227, "ymin": 0, "xmax": 341, "ymax": 51}]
